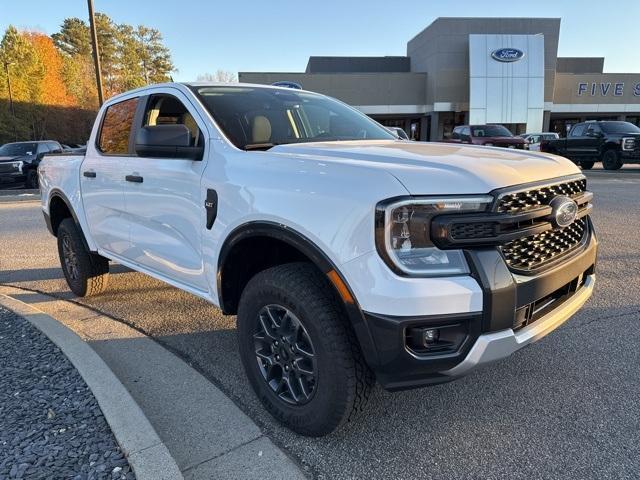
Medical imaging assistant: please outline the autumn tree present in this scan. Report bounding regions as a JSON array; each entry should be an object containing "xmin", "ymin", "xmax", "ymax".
[
  {"xmin": 26, "ymin": 32, "xmax": 74, "ymax": 106},
  {"xmin": 52, "ymin": 13, "xmax": 174, "ymax": 98}
]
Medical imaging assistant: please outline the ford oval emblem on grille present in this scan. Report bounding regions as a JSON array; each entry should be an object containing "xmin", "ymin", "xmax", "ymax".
[
  {"xmin": 491, "ymin": 48, "xmax": 525, "ymax": 63},
  {"xmin": 550, "ymin": 196, "xmax": 578, "ymax": 228}
]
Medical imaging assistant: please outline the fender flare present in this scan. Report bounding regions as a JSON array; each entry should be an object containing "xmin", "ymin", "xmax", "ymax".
[
  {"xmin": 47, "ymin": 189, "xmax": 93, "ymax": 252},
  {"xmin": 217, "ymin": 221, "xmax": 380, "ymax": 366}
]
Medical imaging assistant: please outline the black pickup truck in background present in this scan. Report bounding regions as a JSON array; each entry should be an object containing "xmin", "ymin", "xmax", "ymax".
[{"xmin": 541, "ymin": 121, "xmax": 640, "ymax": 170}]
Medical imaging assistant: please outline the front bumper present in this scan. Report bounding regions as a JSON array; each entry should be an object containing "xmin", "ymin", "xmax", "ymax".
[
  {"xmin": 353, "ymin": 222, "xmax": 597, "ymax": 391},
  {"xmin": 444, "ymin": 273, "xmax": 594, "ymax": 378}
]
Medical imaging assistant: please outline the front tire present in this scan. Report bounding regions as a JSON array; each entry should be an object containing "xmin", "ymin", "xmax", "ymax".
[
  {"xmin": 580, "ymin": 161, "xmax": 595, "ymax": 170},
  {"xmin": 602, "ymin": 149, "xmax": 623, "ymax": 170},
  {"xmin": 57, "ymin": 218, "xmax": 109, "ymax": 296},
  {"xmin": 237, "ymin": 263, "xmax": 373, "ymax": 436}
]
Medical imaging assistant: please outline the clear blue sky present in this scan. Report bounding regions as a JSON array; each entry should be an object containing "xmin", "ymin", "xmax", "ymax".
[{"xmin": 2, "ymin": 0, "xmax": 639, "ymax": 80}]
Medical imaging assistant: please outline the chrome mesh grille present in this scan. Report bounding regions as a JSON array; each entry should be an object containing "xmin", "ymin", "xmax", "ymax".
[
  {"xmin": 501, "ymin": 218, "xmax": 587, "ymax": 271},
  {"xmin": 497, "ymin": 179, "xmax": 587, "ymax": 213}
]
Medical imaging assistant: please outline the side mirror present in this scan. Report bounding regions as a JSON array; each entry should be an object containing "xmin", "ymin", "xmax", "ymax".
[{"xmin": 135, "ymin": 125, "xmax": 203, "ymax": 160}]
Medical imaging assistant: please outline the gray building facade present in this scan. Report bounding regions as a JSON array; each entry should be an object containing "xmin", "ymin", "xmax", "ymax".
[{"xmin": 239, "ymin": 17, "xmax": 640, "ymax": 141}]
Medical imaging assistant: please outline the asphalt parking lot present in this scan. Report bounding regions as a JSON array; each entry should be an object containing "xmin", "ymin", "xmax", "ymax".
[{"xmin": 1, "ymin": 169, "xmax": 639, "ymax": 479}]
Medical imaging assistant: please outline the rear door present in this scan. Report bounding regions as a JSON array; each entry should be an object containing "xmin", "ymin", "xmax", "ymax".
[
  {"xmin": 123, "ymin": 89, "xmax": 209, "ymax": 291},
  {"xmin": 81, "ymin": 96, "xmax": 139, "ymax": 256}
]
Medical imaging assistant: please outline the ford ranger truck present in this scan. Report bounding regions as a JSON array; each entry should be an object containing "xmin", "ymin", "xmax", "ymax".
[
  {"xmin": 541, "ymin": 120, "xmax": 640, "ymax": 170},
  {"xmin": 38, "ymin": 83, "xmax": 597, "ymax": 437}
]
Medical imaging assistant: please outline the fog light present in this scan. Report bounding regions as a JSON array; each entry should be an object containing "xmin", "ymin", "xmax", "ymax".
[{"xmin": 423, "ymin": 328, "xmax": 439, "ymax": 344}]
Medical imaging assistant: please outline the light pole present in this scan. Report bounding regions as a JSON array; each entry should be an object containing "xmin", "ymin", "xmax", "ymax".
[
  {"xmin": 87, "ymin": 0, "xmax": 104, "ymax": 106},
  {"xmin": 3, "ymin": 60, "xmax": 17, "ymax": 141}
]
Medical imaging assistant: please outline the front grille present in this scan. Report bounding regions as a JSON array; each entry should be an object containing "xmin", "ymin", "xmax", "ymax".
[
  {"xmin": 0, "ymin": 163, "xmax": 19, "ymax": 174},
  {"xmin": 501, "ymin": 218, "xmax": 587, "ymax": 272},
  {"xmin": 450, "ymin": 222, "xmax": 496, "ymax": 240},
  {"xmin": 497, "ymin": 178, "xmax": 587, "ymax": 213},
  {"xmin": 431, "ymin": 175, "xmax": 593, "ymax": 274}
]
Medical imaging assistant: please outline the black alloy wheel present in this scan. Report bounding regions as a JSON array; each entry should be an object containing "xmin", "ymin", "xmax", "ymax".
[{"xmin": 254, "ymin": 304, "xmax": 317, "ymax": 405}]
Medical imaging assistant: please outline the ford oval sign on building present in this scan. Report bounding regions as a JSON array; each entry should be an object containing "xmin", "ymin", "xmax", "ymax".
[{"xmin": 491, "ymin": 48, "xmax": 525, "ymax": 63}]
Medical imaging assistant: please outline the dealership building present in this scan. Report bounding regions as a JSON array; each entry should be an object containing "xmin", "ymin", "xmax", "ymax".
[{"xmin": 239, "ymin": 17, "xmax": 640, "ymax": 141}]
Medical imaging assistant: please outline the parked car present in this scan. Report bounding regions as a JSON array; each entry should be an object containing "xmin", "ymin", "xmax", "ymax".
[
  {"xmin": 520, "ymin": 132, "xmax": 559, "ymax": 151},
  {"xmin": 446, "ymin": 125, "xmax": 526, "ymax": 149},
  {"xmin": 0, "ymin": 140, "xmax": 63, "ymax": 188},
  {"xmin": 39, "ymin": 83, "xmax": 596, "ymax": 436},
  {"xmin": 386, "ymin": 126, "xmax": 410, "ymax": 140},
  {"xmin": 541, "ymin": 120, "xmax": 640, "ymax": 170}
]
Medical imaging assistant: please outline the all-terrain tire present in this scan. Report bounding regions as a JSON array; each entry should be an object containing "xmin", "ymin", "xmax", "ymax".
[
  {"xmin": 602, "ymin": 149, "xmax": 623, "ymax": 170},
  {"xmin": 237, "ymin": 262, "xmax": 373, "ymax": 436},
  {"xmin": 57, "ymin": 218, "xmax": 109, "ymax": 296}
]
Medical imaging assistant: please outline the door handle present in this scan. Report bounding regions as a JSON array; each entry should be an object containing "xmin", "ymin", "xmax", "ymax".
[
  {"xmin": 83, "ymin": 171, "xmax": 96, "ymax": 178},
  {"xmin": 125, "ymin": 175, "xmax": 143, "ymax": 183}
]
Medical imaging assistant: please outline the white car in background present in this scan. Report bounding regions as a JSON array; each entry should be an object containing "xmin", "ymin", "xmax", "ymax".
[{"xmin": 520, "ymin": 132, "xmax": 559, "ymax": 151}]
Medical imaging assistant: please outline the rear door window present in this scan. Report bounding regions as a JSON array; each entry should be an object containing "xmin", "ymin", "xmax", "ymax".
[{"xmin": 98, "ymin": 97, "xmax": 139, "ymax": 154}]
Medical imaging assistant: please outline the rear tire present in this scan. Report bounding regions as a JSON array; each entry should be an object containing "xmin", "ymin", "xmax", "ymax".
[
  {"xmin": 237, "ymin": 262, "xmax": 373, "ymax": 436},
  {"xmin": 580, "ymin": 161, "xmax": 594, "ymax": 170},
  {"xmin": 602, "ymin": 149, "xmax": 623, "ymax": 170},
  {"xmin": 57, "ymin": 218, "xmax": 109, "ymax": 296}
]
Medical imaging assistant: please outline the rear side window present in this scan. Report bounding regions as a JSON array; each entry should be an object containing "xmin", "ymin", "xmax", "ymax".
[{"xmin": 98, "ymin": 98, "xmax": 139, "ymax": 154}]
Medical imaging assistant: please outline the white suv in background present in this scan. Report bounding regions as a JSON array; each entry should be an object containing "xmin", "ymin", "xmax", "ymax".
[{"xmin": 39, "ymin": 83, "xmax": 597, "ymax": 436}]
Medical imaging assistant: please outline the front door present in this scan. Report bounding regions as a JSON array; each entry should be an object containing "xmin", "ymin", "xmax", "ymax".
[
  {"xmin": 123, "ymin": 90, "xmax": 209, "ymax": 291},
  {"xmin": 81, "ymin": 96, "xmax": 139, "ymax": 257}
]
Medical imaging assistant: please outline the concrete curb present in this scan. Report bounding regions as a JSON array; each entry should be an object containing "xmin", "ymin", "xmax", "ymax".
[{"xmin": 0, "ymin": 293, "xmax": 184, "ymax": 480}]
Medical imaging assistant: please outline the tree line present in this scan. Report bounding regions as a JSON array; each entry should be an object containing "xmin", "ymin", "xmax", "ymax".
[{"xmin": 0, "ymin": 13, "xmax": 175, "ymax": 143}]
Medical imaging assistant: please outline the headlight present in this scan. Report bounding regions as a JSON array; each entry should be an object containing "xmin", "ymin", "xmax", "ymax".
[
  {"xmin": 375, "ymin": 196, "xmax": 493, "ymax": 276},
  {"xmin": 13, "ymin": 161, "xmax": 24, "ymax": 173},
  {"xmin": 622, "ymin": 137, "xmax": 636, "ymax": 151}
]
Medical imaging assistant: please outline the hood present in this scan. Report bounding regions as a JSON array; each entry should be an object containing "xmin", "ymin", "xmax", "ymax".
[{"xmin": 270, "ymin": 140, "xmax": 580, "ymax": 195}]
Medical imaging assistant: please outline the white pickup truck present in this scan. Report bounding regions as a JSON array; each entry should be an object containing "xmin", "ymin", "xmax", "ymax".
[{"xmin": 39, "ymin": 82, "xmax": 597, "ymax": 436}]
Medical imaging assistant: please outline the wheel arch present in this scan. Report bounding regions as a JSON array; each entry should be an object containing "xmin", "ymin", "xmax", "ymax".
[
  {"xmin": 47, "ymin": 189, "xmax": 93, "ymax": 252},
  {"xmin": 216, "ymin": 221, "xmax": 380, "ymax": 366}
]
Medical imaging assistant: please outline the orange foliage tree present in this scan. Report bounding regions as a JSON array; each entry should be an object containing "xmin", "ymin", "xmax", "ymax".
[{"xmin": 25, "ymin": 32, "xmax": 75, "ymax": 107}]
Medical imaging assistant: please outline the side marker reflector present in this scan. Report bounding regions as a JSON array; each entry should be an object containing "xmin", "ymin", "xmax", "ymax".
[{"xmin": 327, "ymin": 270, "xmax": 354, "ymax": 304}]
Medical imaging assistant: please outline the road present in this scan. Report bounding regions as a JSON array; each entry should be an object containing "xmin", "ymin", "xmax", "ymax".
[{"xmin": 1, "ymin": 171, "xmax": 639, "ymax": 479}]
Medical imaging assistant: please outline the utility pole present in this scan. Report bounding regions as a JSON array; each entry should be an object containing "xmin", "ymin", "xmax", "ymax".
[
  {"xmin": 3, "ymin": 60, "xmax": 17, "ymax": 141},
  {"xmin": 87, "ymin": 0, "xmax": 104, "ymax": 106}
]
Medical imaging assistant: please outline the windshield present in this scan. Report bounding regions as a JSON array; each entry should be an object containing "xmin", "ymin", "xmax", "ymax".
[
  {"xmin": 600, "ymin": 122, "xmax": 640, "ymax": 134},
  {"xmin": 190, "ymin": 86, "xmax": 396, "ymax": 150},
  {"xmin": 0, "ymin": 142, "xmax": 37, "ymax": 156},
  {"xmin": 471, "ymin": 125, "xmax": 513, "ymax": 137}
]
